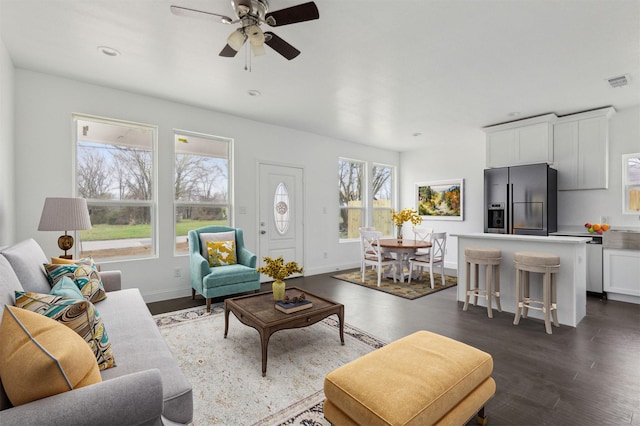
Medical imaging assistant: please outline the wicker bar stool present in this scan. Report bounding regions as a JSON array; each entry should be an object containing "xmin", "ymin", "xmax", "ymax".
[
  {"xmin": 513, "ymin": 252, "xmax": 560, "ymax": 334},
  {"xmin": 463, "ymin": 247, "xmax": 502, "ymax": 318}
]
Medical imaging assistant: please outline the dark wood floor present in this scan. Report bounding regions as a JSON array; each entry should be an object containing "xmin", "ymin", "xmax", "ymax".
[{"xmin": 148, "ymin": 270, "xmax": 640, "ymax": 426}]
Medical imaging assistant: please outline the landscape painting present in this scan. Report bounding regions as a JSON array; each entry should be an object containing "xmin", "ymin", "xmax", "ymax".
[{"xmin": 415, "ymin": 179, "xmax": 464, "ymax": 221}]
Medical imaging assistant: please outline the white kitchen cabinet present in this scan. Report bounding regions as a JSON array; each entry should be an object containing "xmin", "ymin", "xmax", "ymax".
[
  {"xmin": 603, "ymin": 248, "xmax": 640, "ymax": 297},
  {"xmin": 553, "ymin": 107, "xmax": 615, "ymax": 190},
  {"xmin": 485, "ymin": 114, "xmax": 556, "ymax": 168}
]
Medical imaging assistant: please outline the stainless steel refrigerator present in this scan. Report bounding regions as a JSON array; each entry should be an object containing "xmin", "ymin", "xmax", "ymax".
[{"xmin": 484, "ymin": 163, "xmax": 558, "ymax": 236}]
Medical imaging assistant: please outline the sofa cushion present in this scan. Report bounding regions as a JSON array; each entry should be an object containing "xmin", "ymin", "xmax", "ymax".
[
  {"xmin": 0, "ymin": 239, "xmax": 51, "ymax": 294},
  {"xmin": 206, "ymin": 240, "xmax": 237, "ymax": 267},
  {"xmin": 44, "ymin": 262, "xmax": 106, "ymax": 304},
  {"xmin": 199, "ymin": 231, "xmax": 236, "ymax": 259},
  {"xmin": 0, "ymin": 306, "xmax": 101, "ymax": 406},
  {"xmin": 15, "ymin": 291, "xmax": 116, "ymax": 371},
  {"xmin": 97, "ymin": 288, "xmax": 193, "ymax": 424}
]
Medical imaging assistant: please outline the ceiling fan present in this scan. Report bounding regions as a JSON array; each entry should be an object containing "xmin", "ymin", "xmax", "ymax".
[{"xmin": 170, "ymin": 0, "xmax": 319, "ymax": 60}]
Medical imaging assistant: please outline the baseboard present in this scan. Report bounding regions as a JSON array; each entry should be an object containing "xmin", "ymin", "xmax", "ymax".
[{"xmin": 141, "ymin": 287, "xmax": 192, "ymax": 303}]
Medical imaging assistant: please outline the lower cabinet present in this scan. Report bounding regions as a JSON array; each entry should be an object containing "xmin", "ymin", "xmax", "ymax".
[{"xmin": 603, "ymin": 248, "xmax": 640, "ymax": 296}]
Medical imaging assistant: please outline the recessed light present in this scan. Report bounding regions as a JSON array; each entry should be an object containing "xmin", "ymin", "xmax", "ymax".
[
  {"xmin": 508, "ymin": 112, "xmax": 521, "ymax": 117},
  {"xmin": 247, "ymin": 89, "xmax": 262, "ymax": 97},
  {"xmin": 97, "ymin": 46, "xmax": 120, "ymax": 57}
]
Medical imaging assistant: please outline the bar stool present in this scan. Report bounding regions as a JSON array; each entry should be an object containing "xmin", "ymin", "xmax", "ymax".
[
  {"xmin": 463, "ymin": 247, "xmax": 502, "ymax": 318},
  {"xmin": 513, "ymin": 252, "xmax": 560, "ymax": 334}
]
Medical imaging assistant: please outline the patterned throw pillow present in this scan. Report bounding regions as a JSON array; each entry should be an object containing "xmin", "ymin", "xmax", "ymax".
[
  {"xmin": 0, "ymin": 306, "xmax": 101, "ymax": 406},
  {"xmin": 44, "ymin": 260, "xmax": 106, "ymax": 304},
  {"xmin": 206, "ymin": 240, "xmax": 237, "ymax": 267},
  {"xmin": 49, "ymin": 276, "xmax": 85, "ymax": 299},
  {"xmin": 15, "ymin": 291, "xmax": 116, "ymax": 370}
]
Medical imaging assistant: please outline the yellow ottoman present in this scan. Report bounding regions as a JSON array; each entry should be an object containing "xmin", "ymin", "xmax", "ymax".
[{"xmin": 323, "ymin": 331, "xmax": 496, "ymax": 426}]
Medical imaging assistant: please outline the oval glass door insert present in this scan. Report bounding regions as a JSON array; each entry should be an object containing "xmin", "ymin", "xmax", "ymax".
[{"xmin": 274, "ymin": 182, "xmax": 290, "ymax": 235}]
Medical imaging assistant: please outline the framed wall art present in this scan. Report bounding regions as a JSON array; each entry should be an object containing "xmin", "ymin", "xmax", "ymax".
[{"xmin": 415, "ymin": 179, "xmax": 464, "ymax": 221}]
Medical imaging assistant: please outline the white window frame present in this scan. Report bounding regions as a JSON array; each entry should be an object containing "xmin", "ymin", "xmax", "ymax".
[
  {"xmin": 371, "ymin": 162, "xmax": 395, "ymax": 237},
  {"xmin": 73, "ymin": 113, "xmax": 158, "ymax": 262},
  {"xmin": 339, "ymin": 157, "xmax": 366, "ymax": 242},
  {"xmin": 173, "ymin": 129, "xmax": 233, "ymax": 256}
]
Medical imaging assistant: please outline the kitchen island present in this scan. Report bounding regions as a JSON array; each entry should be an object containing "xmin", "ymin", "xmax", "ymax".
[{"xmin": 453, "ymin": 233, "xmax": 590, "ymax": 327}]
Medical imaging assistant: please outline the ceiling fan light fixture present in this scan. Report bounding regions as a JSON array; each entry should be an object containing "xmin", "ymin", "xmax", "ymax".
[
  {"xmin": 247, "ymin": 25, "xmax": 265, "ymax": 43},
  {"xmin": 227, "ymin": 29, "xmax": 247, "ymax": 51},
  {"xmin": 251, "ymin": 43, "xmax": 266, "ymax": 56}
]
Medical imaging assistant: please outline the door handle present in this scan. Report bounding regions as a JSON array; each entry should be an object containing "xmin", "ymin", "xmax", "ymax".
[{"xmin": 261, "ymin": 230, "xmax": 266, "ymax": 234}]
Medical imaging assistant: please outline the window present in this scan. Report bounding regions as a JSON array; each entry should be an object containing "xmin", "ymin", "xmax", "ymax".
[
  {"xmin": 174, "ymin": 131, "xmax": 231, "ymax": 254},
  {"xmin": 338, "ymin": 159, "xmax": 395, "ymax": 240},
  {"xmin": 338, "ymin": 158, "xmax": 364, "ymax": 240},
  {"xmin": 75, "ymin": 115, "xmax": 157, "ymax": 261},
  {"xmin": 372, "ymin": 164, "xmax": 393, "ymax": 236}
]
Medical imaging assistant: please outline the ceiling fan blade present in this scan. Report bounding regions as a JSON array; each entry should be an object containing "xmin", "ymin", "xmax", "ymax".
[
  {"xmin": 219, "ymin": 44, "xmax": 240, "ymax": 57},
  {"xmin": 220, "ymin": 30, "xmax": 247, "ymax": 57},
  {"xmin": 264, "ymin": 32, "xmax": 300, "ymax": 60},
  {"xmin": 170, "ymin": 5, "xmax": 235, "ymax": 24},
  {"xmin": 265, "ymin": 2, "xmax": 319, "ymax": 26}
]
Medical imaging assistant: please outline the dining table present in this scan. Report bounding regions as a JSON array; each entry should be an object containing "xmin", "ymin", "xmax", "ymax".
[{"xmin": 377, "ymin": 238, "xmax": 432, "ymax": 281}]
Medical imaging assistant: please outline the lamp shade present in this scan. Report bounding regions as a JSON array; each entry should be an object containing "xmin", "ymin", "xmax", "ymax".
[{"xmin": 38, "ymin": 198, "xmax": 92, "ymax": 231}]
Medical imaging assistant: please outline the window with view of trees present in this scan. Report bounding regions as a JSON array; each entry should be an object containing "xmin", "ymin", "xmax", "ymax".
[
  {"xmin": 338, "ymin": 159, "xmax": 394, "ymax": 240},
  {"xmin": 75, "ymin": 115, "xmax": 156, "ymax": 260},
  {"xmin": 174, "ymin": 131, "xmax": 231, "ymax": 254},
  {"xmin": 372, "ymin": 164, "xmax": 393, "ymax": 236}
]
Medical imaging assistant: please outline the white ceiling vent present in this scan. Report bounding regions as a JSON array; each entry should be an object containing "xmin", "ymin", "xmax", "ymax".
[{"xmin": 607, "ymin": 74, "xmax": 630, "ymax": 88}]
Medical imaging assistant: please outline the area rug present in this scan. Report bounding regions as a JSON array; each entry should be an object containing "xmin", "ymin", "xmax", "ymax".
[
  {"xmin": 332, "ymin": 268, "xmax": 457, "ymax": 300},
  {"xmin": 154, "ymin": 305, "xmax": 385, "ymax": 425}
]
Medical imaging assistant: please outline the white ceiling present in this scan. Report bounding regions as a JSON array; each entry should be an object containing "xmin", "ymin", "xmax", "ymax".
[{"xmin": 1, "ymin": 0, "xmax": 639, "ymax": 152}]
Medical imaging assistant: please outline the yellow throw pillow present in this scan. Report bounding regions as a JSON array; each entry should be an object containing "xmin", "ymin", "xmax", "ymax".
[
  {"xmin": 51, "ymin": 257, "xmax": 78, "ymax": 264},
  {"xmin": 206, "ymin": 240, "xmax": 237, "ymax": 267},
  {"xmin": 0, "ymin": 306, "xmax": 101, "ymax": 406}
]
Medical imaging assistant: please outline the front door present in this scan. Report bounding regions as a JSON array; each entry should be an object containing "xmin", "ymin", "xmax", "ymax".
[{"xmin": 258, "ymin": 163, "xmax": 304, "ymax": 279}]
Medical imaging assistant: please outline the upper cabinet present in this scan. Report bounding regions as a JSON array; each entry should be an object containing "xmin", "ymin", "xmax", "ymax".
[
  {"xmin": 484, "ymin": 114, "xmax": 556, "ymax": 168},
  {"xmin": 553, "ymin": 107, "xmax": 615, "ymax": 191}
]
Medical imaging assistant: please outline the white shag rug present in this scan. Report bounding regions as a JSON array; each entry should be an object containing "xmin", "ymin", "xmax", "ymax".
[{"xmin": 154, "ymin": 305, "xmax": 385, "ymax": 425}]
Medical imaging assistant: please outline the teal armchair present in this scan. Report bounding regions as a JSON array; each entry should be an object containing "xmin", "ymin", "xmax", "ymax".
[{"xmin": 188, "ymin": 226, "xmax": 261, "ymax": 312}]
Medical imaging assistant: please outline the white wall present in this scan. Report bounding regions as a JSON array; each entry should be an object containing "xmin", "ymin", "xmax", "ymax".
[
  {"xmin": 13, "ymin": 69, "xmax": 399, "ymax": 301},
  {"xmin": 0, "ymin": 35, "xmax": 15, "ymax": 246},
  {"xmin": 400, "ymin": 106, "xmax": 640, "ymax": 271},
  {"xmin": 399, "ymin": 129, "xmax": 487, "ymax": 271}
]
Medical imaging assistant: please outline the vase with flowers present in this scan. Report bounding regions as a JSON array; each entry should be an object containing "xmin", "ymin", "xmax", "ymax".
[
  {"xmin": 391, "ymin": 208, "xmax": 422, "ymax": 243},
  {"xmin": 257, "ymin": 256, "xmax": 304, "ymax": 301}
]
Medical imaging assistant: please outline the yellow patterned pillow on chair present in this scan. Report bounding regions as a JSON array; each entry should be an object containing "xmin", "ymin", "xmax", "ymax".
[{"xmin": 206, "ymin": 240, "xmax": 237, "ymax": 267}]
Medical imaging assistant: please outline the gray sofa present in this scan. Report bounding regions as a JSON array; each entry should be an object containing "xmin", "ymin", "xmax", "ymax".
[{"xmin": 0, "ymin": 239, "xmax": 193, "ymax": 426}]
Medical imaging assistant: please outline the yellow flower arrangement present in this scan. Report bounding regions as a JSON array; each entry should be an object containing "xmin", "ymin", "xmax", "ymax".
[
  {"xmin": 257, "ymin": 256, "xmax": 303, "ymax": 281},
  {"xmin": 391, "ymin": 208, "xmax": 422, "ymax": 227}
]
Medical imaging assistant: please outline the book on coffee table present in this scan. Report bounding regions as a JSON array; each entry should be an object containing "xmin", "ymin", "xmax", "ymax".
[{"xmin": 275, "ymin": 299, "xmax": 313, "ymax": 314}]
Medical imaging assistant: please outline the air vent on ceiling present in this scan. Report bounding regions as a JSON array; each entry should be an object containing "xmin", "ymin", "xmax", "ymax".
[{"xmin": 607, "ymin": 74, "xmax": 630, "ymax": 88}]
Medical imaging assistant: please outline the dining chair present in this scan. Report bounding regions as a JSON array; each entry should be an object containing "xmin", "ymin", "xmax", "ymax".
[
  {"xmin": 408, "ymin": 232, "xmax": 447, "ymax": 288},
  {"xmin": 360, "ymin": 230, "xmax": 396, "ymax": 287},
  {"xmin": 358, "ymin": 227, "xmax": 377, "ymax": 275},
  {"xmin": 412, "ymin": 227, "xmax": 434, "ymax": 257}
]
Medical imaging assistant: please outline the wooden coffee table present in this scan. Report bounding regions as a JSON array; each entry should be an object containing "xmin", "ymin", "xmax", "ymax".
[{"xmin": 224, "ymin": 287, "xmax": 344, "ymax": 376}]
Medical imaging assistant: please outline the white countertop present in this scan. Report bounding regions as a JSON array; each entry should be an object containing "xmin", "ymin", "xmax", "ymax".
[{"xmin": 452, "ymin": 232, "xmax": 591, "ymax": 244}]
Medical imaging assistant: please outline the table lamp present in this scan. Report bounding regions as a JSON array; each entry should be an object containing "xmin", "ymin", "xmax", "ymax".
[{"xmin": 38, "ymin": 197, "xmax": 92, "ymax": 259}]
